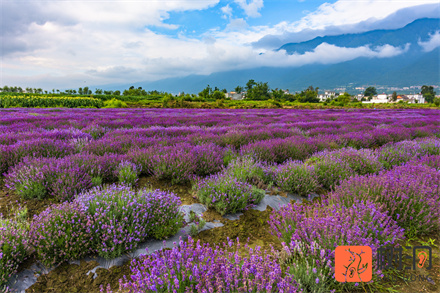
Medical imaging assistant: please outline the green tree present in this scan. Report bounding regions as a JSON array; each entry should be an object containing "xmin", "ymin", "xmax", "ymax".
[
  {"xmin": 212, "ymin": 90, "xmax": 226, "ymax": 100},
  {"xmin": 247, "ymin": 81, "xmax": 270, "ymax": 100},
  {"xmin": 114, "ymin": 90, "xmax": 121, "ymax": 96},
  {"xmin": 336, "ymin": 92, "xmax": 352, "ymax": 104},
  {"xmin": 364, "ymin": 86, "xmax": 377, "ymax": 97},
  {"xmin": 198, "ymin": 85, "xmax": 213, "ymax": 100},
  {"xmin": 271, "ymin": 88, "xmax": 285, "ymax": 101},
  {"xmin": 421, "ymin": 85, "xmax": 436, "ymax": 103},
  {"xmin": 234, "ymin": 86, "xmax": 243, "ymax": 93},
  {"xmin": 297, "ymin": 86, "xmax": 320, "ymax": 103},
  {"xmin": 78, "ymin": 87, "xmax": 83, "ymax": 95},
  {"xmin": 246, "ymin": 79, "xmax": 256, "ymax": 91},
  {"xmin": 95, "ymin": 89, "xmax": 103, "ymax": 94},
  {"xmin": 392, "ymin": 91, "xmax": 397, "ymax": 102}
]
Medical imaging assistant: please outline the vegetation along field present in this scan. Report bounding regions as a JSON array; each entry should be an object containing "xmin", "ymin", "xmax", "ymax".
[{"xmin": 1, "ymin": 108, "xmax": 440, "ymax": 292}]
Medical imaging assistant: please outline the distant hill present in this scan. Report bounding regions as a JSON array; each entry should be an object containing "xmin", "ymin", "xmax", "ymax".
[
  {"xmin": 278, "ymin": 18, "xmax": 439, "ymax": 54},
  {"xmin": 103, "ymin": 18, "xmax": 440, "ymax": 94}
]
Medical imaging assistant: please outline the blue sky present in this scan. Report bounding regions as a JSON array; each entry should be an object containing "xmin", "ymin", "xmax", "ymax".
[{"xmin": 1, "ymin": 0, "xmax": 439, "ymax": 90}]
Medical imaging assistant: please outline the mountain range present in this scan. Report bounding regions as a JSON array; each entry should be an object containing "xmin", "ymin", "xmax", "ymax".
[{"xmin": 104, "ymin": 18, "xmax": 440, "ymax": 94}]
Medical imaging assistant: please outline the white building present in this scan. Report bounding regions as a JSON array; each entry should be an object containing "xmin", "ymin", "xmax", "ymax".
[
  {"xmin": 226, "ymin": 92, "xmax": 244, "ymax": 100},
  {"xmin": 407, "ymin": 94, "xmax": 425, "ymax": 103}
]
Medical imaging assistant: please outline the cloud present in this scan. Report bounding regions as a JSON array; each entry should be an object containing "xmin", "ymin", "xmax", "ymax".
[
  {"xmin": 252, "ymin": 2, "xmax": 440, "ymax": 49},
  {"xmin": 1, "ymin": 0, "xmax": 220, "ymax": 57},
  {"xmin": 234, "ymin": 0, "xmax": 264, "ymax": 18},
  {"xmin": 253, "ymin": 43, "xmax": 411, "ymax": 68},
  {"xmin": 226, "ymin": 19, "xmax": 248, "ymax": 31},
  {"xmin": 418, "ymin": 31, "xmax": 440, "ymax": 52},
  {"xmin": 221, "ymin": 4, "xmax": 233, "ymax": 19},
  {"xmin": 1, "ymin": 0, "xmax": 436, "ymax": 90}
]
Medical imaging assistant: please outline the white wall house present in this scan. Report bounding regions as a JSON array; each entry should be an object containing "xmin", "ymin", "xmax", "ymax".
[
  {"xmin": 407, "ymin": 94, "xmax": 425, "ymax": 103},
  {"xmin": 226, "ymin": 92, "xmax": 244, "ymax": 100}
]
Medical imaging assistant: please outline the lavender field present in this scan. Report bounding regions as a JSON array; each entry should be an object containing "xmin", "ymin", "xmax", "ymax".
[{"xmin": 1, "ymin": 108, "xmax": 440, "ymax": 292}]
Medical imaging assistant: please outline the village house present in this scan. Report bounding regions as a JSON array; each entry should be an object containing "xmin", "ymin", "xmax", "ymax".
[{"xmin": 226, "ymin": 91, "xmax": 245, "ymax": 100}]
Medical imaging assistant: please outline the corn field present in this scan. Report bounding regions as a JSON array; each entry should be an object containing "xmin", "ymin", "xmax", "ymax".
[{"xmin": 0, "ymin": 95, "xmax": 104, "ymax": 108}]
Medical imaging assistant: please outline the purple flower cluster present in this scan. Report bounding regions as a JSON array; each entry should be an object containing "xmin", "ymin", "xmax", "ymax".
[
  {"xmin": 307, "ymin": 147, "xmax": 383, "ymax": 176},
  {"xmin": 377, "ymin": 138, "xmax": 440, "ymax": 169},
  {"xmin": 195, "ymin": 172, "xmax": 265, "ymax": 215},
  {"xmin": 5, "ymin": 153, "xmax": 127, "ymax": 201},
  {"xmin": 29, "ymin": 202, "xmax": 94, "ymax": 267},
  {"xmin": 269, "ymin": 199, "xmax": 404, "ymax": 293},
  {"xmin": 330, "ymin": 164, "xmax": 440, "ymax": 237},
  {"xmin": 0, "ymin": 213, "xmax": 29, "ymax": 287},
  {"xmin": 115, "ymin": 160, "xmax": 141, "ymax": 186},
  {"xmin": 75, "ymin": 184, "xmax": 184, "ymax": 258},
  {"xmin": 269, "ymin": 200, "xmax": 404, "ymax": 261},
  {"xmin": 128, "ymin": 143, "xmax": 226, "ymax": 184},
  {"xmin": 273, "ymin": 160, "xmax": 319, "ymax": 196},
  {"xmin": 116, "ymin": 237, "xmax": 299, "ymax": 293}
]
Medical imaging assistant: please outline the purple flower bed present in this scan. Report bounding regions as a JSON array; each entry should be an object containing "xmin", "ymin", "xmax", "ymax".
[
  {"xmin": 115, "ymin": 237, "xmax": 299, "ymax": 293},
  {"xmin": 330, "ymin": 164, "xmax": 440, "ymax": 237},
  {"xmin": 377, "ymin": 138, "xmax": 440, "ymax": 169},
  {"xmin": 307, "ymin": 147, "xmax": 383, "ymax": 176},
  {"xmin": 273, "ymin": 160, "xmax": 319, "ymax": 196},
  {"xmin": 75, "ymin": 185, "xmax": 184, "ymax": 258},
  {"xmin": 0, "ymin": 212, "xmax": 29, "ymax": 288},
  {"xmin": 269, "ymin": 200, "xmax": 404, "ymax": 291},
  {"xmin": 29, "ymin": 202, "xmax": 94, "ymax": 267},
  {"xmin": 194, "ymin": 172, "xmax": 265, "ymax": 215}
]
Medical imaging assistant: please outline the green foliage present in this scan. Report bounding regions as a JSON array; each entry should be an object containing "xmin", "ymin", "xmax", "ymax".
[
  {"xmin": 195, "ymin": 173, "xmax": 265, "ymax": 215},
  {"xmin": 187, "ymin": 211, "xmax": 206, "ymax": 237},
  {"xmin": 246, "ymin": 81, "xmax": 270, "ymax": 100},
  {"xmin": 0, "ymin": 207, "xmax": 29, "ymax": 288},
  {"xmin": 281, "ymin": 241, "xmax": 332, "ymax": 293},
  {"xmin": 103, "ymin": 98, "xmax": 128, "ymax": 108},
  {"xmin": 364, "ymin": 86, "xmax": 377, "ymax": 97},
  {"xmin": 274, "ymin": 161, "xmax": 319, "ymax": 196},
  {"xmin": 211, "ymin": 90, "xmax": 226, "ymax": 100},
  {"xmin": 0, "ymin": 94, "xmax": 103, "ymax": 108},
  {"xmin": 335, "ymin": 92, "xmax": 351, "ymax": 105}
]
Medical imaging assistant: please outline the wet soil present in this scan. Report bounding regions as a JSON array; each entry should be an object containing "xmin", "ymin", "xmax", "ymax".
[
  {"xmin": 26, "ymin": 260, "xmax": 132, "ymax": 293},
  {"xmin": 196, "ymin": 206, "xmax": 283, "ymax": 253},
  {"xmin": 0, "ymin": 188, "xmax": 55, "ymax": 221},
  {"xmin": 137, "ymin": 176, "xmax": 198, "ymax": 205}
]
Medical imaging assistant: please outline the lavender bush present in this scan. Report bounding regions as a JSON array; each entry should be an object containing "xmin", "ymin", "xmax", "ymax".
[
  {"xmin": 408, "ymin": 155, "xmax": 440, "ymax": 170},
  {"xmin": 330, "ymin": 164, "xmax": 440, "ymax": 237},
  {"xmin": 224, "ymin": 156, "xmax": 269, "ymax": 185},
  {"xmin": 240, "ymin": 137, "xmax": 317, "ymax": 164},
  {"xmin": 273, "ymin": 160, "xmax": 319, "ymax": 196},
  {"xmin": 269, "ymin": 200, "xmax": 404, "ymax": 291},
  {"xmin": 194, "ymin": 172, "xmax": 265, "ymax": 215},
  {"xmin": 377, "ymin": 138, "xmax": 440, "ymax": 169},
  {"xmin": 115, "ymin": 160, "xmax": 141, "ymax": 186},
  {"xmin": 311, "ymin": 157, "xmax": 354, "ymax": 190},
  {"xmin": 76, "ymin": 185, "xmax": 184, "ymax": 258},
  {"xmin": 28, "ymin": 202, "xmax": 95, "ymax": 267},
  {"xmin": 117, "ymin": 237, "xmax": 299, "ymax": 293},
  {"xmin": 306, "ymin": 147, "xmax": 383, "ymax": 176},
  {"xmin": 4, "ymin": 160, "xmax": 49, "ymax": 199},
  {"xmin": 0, "ymin": 208, "xmax": 29, "ymax": 288}
]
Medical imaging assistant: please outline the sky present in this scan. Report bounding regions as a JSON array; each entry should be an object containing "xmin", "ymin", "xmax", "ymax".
[{"xmin": 1, "ymin": 0, "xmax": 439, "ymax": 90}]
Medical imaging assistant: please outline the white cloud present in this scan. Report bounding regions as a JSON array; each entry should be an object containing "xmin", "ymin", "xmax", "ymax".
[
  {"xmin": 226, "ymin": 18, "xmax": 248, "ymax": 31},
  {"xmin": 1, "ymin": 0, "xmax": 437, "ymax": 90},
  {"xmin": 234, "ymin": 0, "xmax": 264, "ymax": 18},
  {"xmin": 253, "ymin": 43, "xmax": 411, "ymax": 68},
  {"xmin": 221, "ymin": 4, "xmax": 233, "ymax": 19},
  {"xmin": 418, "ymin": 31, "xmax": 440, "ymax": 52},
  {"xmin": 253, "ymin": 1, "xmax": 440, "ymax": 49}
]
